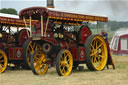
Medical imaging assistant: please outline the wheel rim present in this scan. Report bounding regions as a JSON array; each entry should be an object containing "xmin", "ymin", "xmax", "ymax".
[
  {"xmin": 26, "ymin": 41, "xmax": 41, "ymax": 66},
  {"xmin": 0, "ymin": 50, "xmax": 7, "ymax": 73},
  {"xmin": 33, "ymin": 51, "xmax": 48, "ymax": 75},
  {"xmin": 90, "ymin": 36, "xmax": 107, "ymax": 70},
  {"xmin": 59, "ymin": 50, "xmax": 73, "ymax": 76}
]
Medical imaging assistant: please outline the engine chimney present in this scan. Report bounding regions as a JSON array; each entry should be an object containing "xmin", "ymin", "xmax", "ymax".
[{"xmin": 47, "ymin": 0, "xmax": 54, "ymax": 8}]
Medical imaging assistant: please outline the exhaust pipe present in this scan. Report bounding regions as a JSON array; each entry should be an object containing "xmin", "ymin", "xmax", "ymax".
[{"xmin": 47, "ymin": 0, "xmax": 54, "ymax": 8}]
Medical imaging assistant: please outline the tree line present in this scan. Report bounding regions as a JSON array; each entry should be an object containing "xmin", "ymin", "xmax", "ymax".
[
  {"xmin": 0, "ymin": 8, "xmax": 17, "ymax": 15},
  {"xmin": 89, "ymin": 21, "xmax": 128, "ymax": 31}
]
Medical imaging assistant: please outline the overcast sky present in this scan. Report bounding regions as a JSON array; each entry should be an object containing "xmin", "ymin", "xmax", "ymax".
[{"xmin": 0, "ymin": 0, "xmax": 128, "ymax": 21}]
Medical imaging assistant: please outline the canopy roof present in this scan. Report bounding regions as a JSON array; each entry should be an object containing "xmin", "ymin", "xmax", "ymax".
[
  {"xmin": 19, "ymin": 7, "xmax": 108, "ymax": 23},
  {"xmin": 0, "ymin": 13, "xmax": 27, "ymax": 27},
  {"xmin": 114, "ymin": 28, "xmax": 128, "ymax": 37}
]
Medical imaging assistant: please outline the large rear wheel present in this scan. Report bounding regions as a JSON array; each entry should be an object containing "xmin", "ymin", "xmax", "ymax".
[
  {"xmin": 30, "ymin": 50, "xmax": 48, "ymax": 75},
  {"xmin": 85, "ymin": 35, "xmax": 108, "ymax": 71},
  {"xmin": 0, "ymin": 50, "xmax": 8, "ymax": 73},
  {"xmin": 56, "ymin": 49, "xmax": 73, "ymax": 76},
  {"xmin": 23, "ymin": 39, "xmax": 41, "ymax": 69}
]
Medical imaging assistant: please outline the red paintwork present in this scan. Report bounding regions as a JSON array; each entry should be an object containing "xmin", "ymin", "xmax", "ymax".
[
  {"xmin": 70, "ymin": 47, "xmax": 86, "ymax": 61},
  {"xmin": 19, "ymin": 7, "xmax": 108, "ymax": 22},
  {"xmin": 44, "ymin": 38, "xmax": 58, "ymax": 45},
  {"xmin": 9, "ymin": 47, "xmax": 23, "ymax": 60},
  {"xmin": 79, "ymin": 26, "xmax": 91, "ymax": 44},
  {"xmin": 0, "ymin": 16, "xmax": 27, "ymax": 27},
  {"xmin": 32, "ymin": 21, "xmax": 53, "ymax": 39},
  {"xmin": 78, "ymin": 47, "xmax": 86, "ymax": 61},
  {"xmin": 15, "ymin": 48, "xmax": 23, "ymax": 60},
  {"xmin": 0, "ymin": 43, "xmax": 4, "ymax": 49},
  {"xmin": 111, "ymin": 34, "xmax": 128, "ymax": 55},
  {"xmin": 19, "ymin": 7, "xmax": 109, "ymax": 66},
  {"xmin": 70, "ymin": 48, "xmax": 78, "ymax": 61},
  {"xmin": 19, "ymin": 29, "xmax": 29, "ymax": 46},
  {"xmin": 9, "ymin": 48, "xmax": 14, "ymax": 60},
  {"xmin": 0, "ymin": 14, "xmax": 32, "ymax": 67}
]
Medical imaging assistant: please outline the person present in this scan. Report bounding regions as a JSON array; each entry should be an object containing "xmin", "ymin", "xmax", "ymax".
[
  {"xmin": 102, "ymin": 29, "xmax": 108, "ymax": 41},
  {"xmin": 101, "ymin": 27, "xmax": 115, "ymax": 69}
]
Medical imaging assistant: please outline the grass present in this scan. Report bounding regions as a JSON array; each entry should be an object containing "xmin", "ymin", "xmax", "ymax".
[{"xmin": 1, "ymin": 55, "xmax": 128, "ymax": 85}]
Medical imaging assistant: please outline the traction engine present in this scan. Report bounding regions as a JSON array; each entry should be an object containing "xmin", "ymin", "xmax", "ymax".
[
  {"xmin": 19, "ymin": 7, "xmax": 114, "ymax": 76},
  {"xmin": 0, "ymin": 16, "xmax": 30, "ymax": 73}
]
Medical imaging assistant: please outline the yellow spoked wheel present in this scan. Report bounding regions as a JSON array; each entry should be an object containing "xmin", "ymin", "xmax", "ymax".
[
  {"xmin": 85, "ymin": 35, "xmax": 108, "ymax": 71},
  {"xmin": 56, "ymin": 49, "xmax": 73, "ymax": 76},
  {"xmin": 23, "ymin": 39, "xmax": 41, "ymax": 69},
  {"xmin": 30, "ymin": 50, "xmax": 48, "ymax": 75},
  {"xmin": 0, "ymin": 50, "xmax": 8, "ymax": 73}
]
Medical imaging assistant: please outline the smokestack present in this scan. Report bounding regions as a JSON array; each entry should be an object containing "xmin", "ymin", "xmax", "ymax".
[{"xmin": 47, "ymin": 0, "xmax": 54, "ymax": 8}]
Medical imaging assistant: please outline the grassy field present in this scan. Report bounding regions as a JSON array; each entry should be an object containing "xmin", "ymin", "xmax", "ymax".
[
  {"xmin": 0, "ymin": 55, "xmax": 128, "ymax": 85},
  {"xmin": 0, "ymin": 28, "xmax": 124, "ymax": 85}
]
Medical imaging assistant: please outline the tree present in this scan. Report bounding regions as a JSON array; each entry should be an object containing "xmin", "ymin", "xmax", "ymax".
[{"xmin": 0, "ymin": 8, "xmax": 18, "ymax": 15}]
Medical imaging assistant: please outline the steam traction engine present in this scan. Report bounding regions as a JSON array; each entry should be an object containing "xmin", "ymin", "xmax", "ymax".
[
  {"xmin": 0, "ymin": 15, "xmax": 29, "ymax": 73},
  {"xmin": 19, "ymin": 7, "xmax": 110, "ymax": 76}
]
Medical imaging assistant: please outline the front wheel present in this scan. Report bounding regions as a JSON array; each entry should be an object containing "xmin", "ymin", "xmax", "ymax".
[
  {"xmin": 30, "ymin": 50, "xmax": 48, "ymax": 75},
  {"xmin": 0, "ymin": 50, "xmax": 8, "ymax": 73},
  {"xmin": 23, "ymin": 39, "xmax": 41, "ymax": 69},
  {"xmin": 85, "ymin": 35, "xmax": 108, "ymax": 71},
  {"xmin": 56, "ymin": 49, "xmax": 73, "ymax": 76}
]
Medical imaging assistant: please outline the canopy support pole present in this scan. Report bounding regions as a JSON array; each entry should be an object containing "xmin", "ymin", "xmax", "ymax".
[
  {"xmin": 97, "ymin": 21, "xmax": 99, "ymax": 34},
  {"xmin": 41, "ymin": 15, "xmax": 43, "ymax": 37},
  {"xmin": 23, "ymin": 17, "xmax": 30, "ymax": 37},
  {"xmin": 44, "ymin": 16, "xmax": 49, "ymax": 37},
  {"xmin": 29, "ymin": 16, "xmax": 32, "ymax": 37}
]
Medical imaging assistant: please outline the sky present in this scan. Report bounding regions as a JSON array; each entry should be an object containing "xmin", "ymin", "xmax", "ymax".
[{"xmin": 0, "ymin": 0, "xmax": 128, "ymax": 21}]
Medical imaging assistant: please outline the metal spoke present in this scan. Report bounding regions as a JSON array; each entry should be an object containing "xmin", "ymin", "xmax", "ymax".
[
  {"xmin": 65, "ymin": 64, "xmax": 69, "ymax": 68},
  {"xmin": 91, "ymin": 57, "xmax": 94, "ymax": 63},
  {"xmin": 0, "ymin": 64, "xmax": 3, "ymax": 67},
  {"xmin": 37, "ymin": 53, "xmax": 43, "ymax": 57},
  {"xmin": 60, "ymin": 56, "xmax": 64, "ymax": 61},
  {"xmin": 99, "ymin": 55, "xmax": 103, "ymax": 58},
  {"xmin": 91, "ymin": 44, "xmax": 95, "ymax": 51},
  {"xmin": 35, "ymin": 64, "xmax": 40, "ymax": 70},
  {"xmin": 34, "ymin": 56, "xmax": 40, "ymax": 62},
  {"xmin": 97, "ymin": 56, "xmax": 101, "ymax": 62},
  {"xmin": 67, "ymin": 57, "xmax": 70, "ymax": 62},
  {"xmin": 0, "ymin": 60, "xmax": 4, "ymax": 63},
  {"xmin": 35, "ymin": 44, "xmax": 39, "ymax": 50},
  {"xmin": 91, "ymin": 56, "xmax": 95, "ymax": 63},
  {"xmin": 27, "ymin": 57, "xmax": 30, "ymax": 62},
  {"xmin": 64, "ymin": 53, "xmax": 67, "ymax": 59},
  {"xmin": 27, "ymin": 47, "xmax": 31, "ymax": 53},
  {"xmin": 0, "ymin": 56, "xmax": 2, "ymax": 59},
  {"xmin": 62, "ymin": 66, "xmax": 65, "ymax": 73},
  {"xmin": 90, "ymin": 53, "xmax": 96, "ymax": 56},
  {"xmin": 95, "ymin": 40, "xmax": 98, "ymax": 49},
  {"xmin": 29, "ymin": 43, "xmax": 33, "ymax": 51},
  {"xmin": 60, "ymin": 61, "xmax": 62, "ymax": 65},
  {"xmin": 94, "ymin": 55, "xmax": 98, "ymax": 63},
  {"xmin": 33, "ymin": 43, "xmax": 36, "ymax": 50},
  {"xmin": 93, "ymin": 40, "xmax": 96, "ymax": 47},
  {"xmin": 97, "ymin": 43, "xmax": 103, "ymax": 50},
  {"xmin": 64, "ymin": 55, "xmax": 67, "ymax": 61},
  {"xmin": 100, "ymin": 55, "xmax": 105, "ymax": 60}
]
